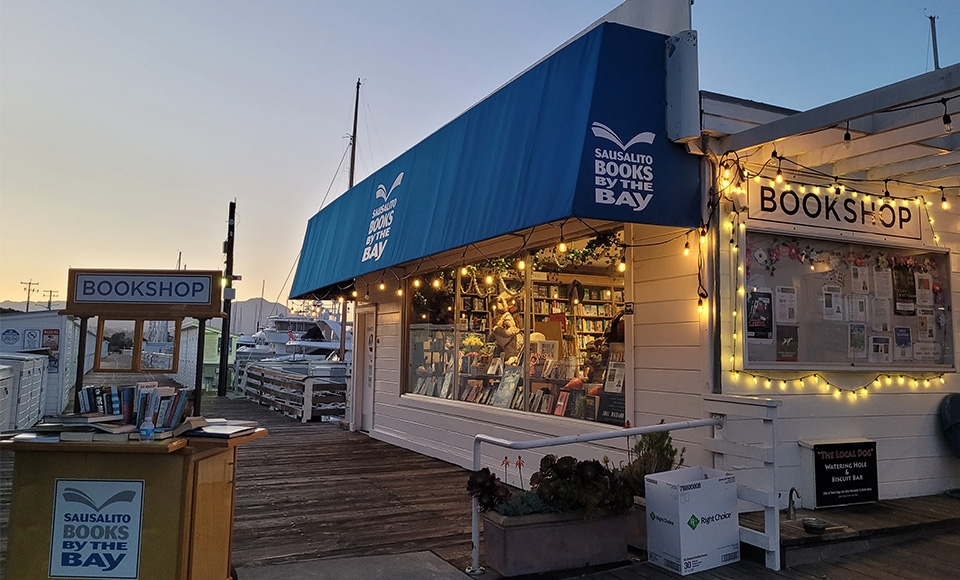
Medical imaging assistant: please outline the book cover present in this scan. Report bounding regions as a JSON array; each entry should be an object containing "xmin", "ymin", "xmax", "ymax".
[
  {"xmin": 56, "ymin": 413, "xmax": 124, "ymax": 424},
  {"xmin": 121, "ymin": 386, "xmax": 136, "ymax": 424},
  {"xmin": 93, "ymin": 386, "xmax": 106, "ymax": 414},
  {"xmin": 530, "ymin": 389, "xmax": 544, "ymax": 413},
  {"xmin": 173, "ymin": 416, "xmax": 208, "ymax": 436},
  {"xmin": 584, "ymin": 395, "xmax": 599, "ymax": 421},
  {"xmin": 109, "ymin": 386, "xmax": 121, "ymax": 416},
  {"xmin": 553, "ymin": 391, "xmax": 570, "ymax": 416},
  {"xmin": 59, "ymin": 430, "xmax": 96, "ymax": 442},
  {"xmin": 562, "ymin": 389, "xmax": 583, "ymax": 418},
  {"xmin": 92, "ymin": 421, "xmax": 137, "ymax": 435},
  {"xmin": 185, "ymin": 425, "xmax": 256, "ymax": 439},
  {"xmin": 538, "ymin": 393, "xmax": 554, "ymax": 414},
  {"xmin": 93, "ymin": 432, "xmax": 133, "ymax": 443},
  {"xmin": 490, "ymin": 366, "xmax": 521, "ymax": 408}
]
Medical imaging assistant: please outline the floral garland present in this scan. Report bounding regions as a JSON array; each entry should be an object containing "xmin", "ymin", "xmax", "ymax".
[{"xmin": 746, "ymin": 235, "xmax": 940, "ymax": 278}]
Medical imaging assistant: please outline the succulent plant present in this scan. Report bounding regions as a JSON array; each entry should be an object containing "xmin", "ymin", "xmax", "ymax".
[
  {"xmin": 528, "ymin": 454, "xmax": 633, "ymax": 518},
  {"xmin": 466, "ymin": 467, "xmax": 511, "ymax": 512}
]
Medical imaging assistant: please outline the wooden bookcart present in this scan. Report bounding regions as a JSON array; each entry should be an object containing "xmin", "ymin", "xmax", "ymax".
[{"xmin": 3, "ymin": 429, "xmax": 266, "ymax": 580}]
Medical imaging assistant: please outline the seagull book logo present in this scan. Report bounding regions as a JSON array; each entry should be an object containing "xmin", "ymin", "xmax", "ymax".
[
  {"xmin": 364, "ymin": 171, "xmax": 403, "ymax": 262},
  {"xmin": 590, "ymin": 122, "xmax": 655, "ymax": 150},
  {"xmin": 375, "ymin": 172, "xmax": 404, "ymax": 201},
  {"xmin": 62, "ymin": 487, "xmax": 137, "ymax": 513},
  {"xmin": 590, "ymin": 122, "xmax": 656, "ymax": 212}
]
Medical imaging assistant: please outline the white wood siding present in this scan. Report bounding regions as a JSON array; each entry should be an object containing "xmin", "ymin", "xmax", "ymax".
[{"xmin": 628, "ymin": 223, "xmax": 713, "ymax": 466}]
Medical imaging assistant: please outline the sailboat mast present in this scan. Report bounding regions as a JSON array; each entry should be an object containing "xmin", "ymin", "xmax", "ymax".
[
  {"xmin": 349, "ymin": 78, "xmax": 360, "ymax": 188},
  {"xmin": 341, "ymin": 78, "xmax": 361, "ymax": 361}
]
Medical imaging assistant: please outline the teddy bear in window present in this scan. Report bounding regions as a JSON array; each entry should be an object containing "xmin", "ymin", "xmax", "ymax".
[{"xmin": 489, "ymin": 291, "xmax": 523, "ymax": 366}]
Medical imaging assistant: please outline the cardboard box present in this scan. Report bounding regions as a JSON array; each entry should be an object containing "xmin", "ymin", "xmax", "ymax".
[{"xmin": 645, "ymin": 466, "xmax": 740, "ymax": 575}]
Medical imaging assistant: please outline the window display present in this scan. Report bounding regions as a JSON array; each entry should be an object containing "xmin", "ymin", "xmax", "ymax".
[
  {"xmin": 405, "ymin": 230, "xmax": 628, "ymax": 423},
  {"xmin": 743, "ymin": 231, "xmax": 953, "ymax": 370}
]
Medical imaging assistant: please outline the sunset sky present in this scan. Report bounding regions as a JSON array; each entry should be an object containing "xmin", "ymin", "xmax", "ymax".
[{"xmin": 2, "ymin": 0, "xmax": 958, "ymax": 306}]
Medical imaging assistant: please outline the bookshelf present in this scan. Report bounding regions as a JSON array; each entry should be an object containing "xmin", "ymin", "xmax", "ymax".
[{"xmin": 530, "ymin": 275, "xmax": 623, "ymax": 357}]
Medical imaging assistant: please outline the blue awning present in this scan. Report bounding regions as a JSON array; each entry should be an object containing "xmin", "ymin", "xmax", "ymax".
[{"xmin": 292, "ymin": 23, "xmax": 700, "ymax": 299}]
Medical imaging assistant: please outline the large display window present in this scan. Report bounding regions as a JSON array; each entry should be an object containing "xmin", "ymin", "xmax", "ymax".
[
  {"xmin": 742, "ymin": 231, "xmax": 953, "ymax": 370},
  {"xmin": 405, "ymin": 230, "xmax": 628, "ymax": 424}
]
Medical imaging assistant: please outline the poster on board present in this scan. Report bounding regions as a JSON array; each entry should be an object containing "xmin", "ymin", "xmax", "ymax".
[
  {"xmin": 49, "ymin": 479, "xmax": 143, "ymax": 578},
  {"xmin": 747, "ymin": 288, "xmax": 773, "ymax": 342}
]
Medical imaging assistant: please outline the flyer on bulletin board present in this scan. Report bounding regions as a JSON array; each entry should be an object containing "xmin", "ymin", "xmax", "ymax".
[
  {"xmin": 848, "ymin": 323, "xmax": 866, "ymax": 359},
  {"xmin": 747, "ymin": 288, "xmax": 773, "ymax": 342},
  {"xmin": 894, "ymin": 326, "xmax": 913, "ymax": 361}
]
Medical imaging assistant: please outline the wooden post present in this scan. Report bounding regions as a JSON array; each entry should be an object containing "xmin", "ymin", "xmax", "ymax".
[
  {"xmin": 302, "ymin": 378, "xmax": 313, "ymax": 423},
  {"xmin": 72, "ymin": 316, "xmax": 89, "ymax": 413},
  {"xmin": 193, "ymin": 319, "xmax": 207, "ymax": 416}
]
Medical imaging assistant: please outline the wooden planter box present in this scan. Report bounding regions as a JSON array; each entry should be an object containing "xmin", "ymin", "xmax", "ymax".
[
  {"xmin": 627, "ymin": 497, "xmax": 647, "ymax": 550},
  {"xmin": 481, "ymin": 510, "xmax": 630, "ymax": 576}
]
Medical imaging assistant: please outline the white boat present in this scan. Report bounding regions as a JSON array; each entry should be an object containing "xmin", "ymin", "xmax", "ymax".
[{"xmin": 236, "ymin": 307, "xmax": 352, "ymax": 363}]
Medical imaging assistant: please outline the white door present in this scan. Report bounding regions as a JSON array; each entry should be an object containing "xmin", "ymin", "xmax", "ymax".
[{"xmin": 357, "ymin": 309, "xmax": 376, "ymax": 432}]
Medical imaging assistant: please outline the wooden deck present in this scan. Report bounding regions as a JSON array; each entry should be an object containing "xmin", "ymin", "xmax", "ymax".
[{"xmin": 3, "ymin": 380, "xmax": 960, "ymax": 579}]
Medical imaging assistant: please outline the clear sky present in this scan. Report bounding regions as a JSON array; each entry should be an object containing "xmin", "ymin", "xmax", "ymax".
[{"xmin": 2, "ymin": 0, "xmax": 958, "ymax": 305}]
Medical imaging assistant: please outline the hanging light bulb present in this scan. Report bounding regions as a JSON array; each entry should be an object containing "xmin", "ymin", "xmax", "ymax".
[
  {"xmin": 884, "ymin": 180, "xmax": 890, "ymax": 198},
  {"xmin": 461, "ymin": 267, "xmax": 468, "ymax": 276},
  {"xmin": 351, "ymin": 290, "xmax": 358, "ymax": 298},
  {"xmin": 941, "ymin": 187, "xmax": 949, "ymax": 210},
  {"xmin": 843, "ymin": 121, "xmax": 852, "ymax": 149},
  {"xmin": 699, "ymin": 224, "xmax": 707, "ymax": 244},
  {"xmin": 485, "ymin": 275, "xmax": 494, "ymax": 285},
  {"xmin": 775, "ymin": 166, "xmax": 783, "ymax": 183},
  {"xmin": 697, "ymin": 297, "xmax": 704, "ymax": 313},
  {"xmin": 364, "ymin": 290, "xmax": 370, "ymax": 300},
  {"xmin": 683, "ymin": 241, "xmax": 690, "ymax": 256},
  {"xmin": 432, "ymin": 278, "xmax": 442, "ymax": 288},
  {"xmin": 378, "ymin": 281, "xmax": 386, "ymax": 291},
  {"xmin": 618, "ymin": 260, "xmax": 627, "ymax": 273},
  {"xmin": 557, "ymin": 238, "xmax": 567, "ymax": 253},
  {"xmin": 396, "ymin": 288, "xmax": 403, "ymax": 296},
  {"xmin": 517, "ymin": 259, "xmax": 525, "ymax": 270},
  {"xmin": 413, "ymin": 279, "xmax": 422, "ymax": 288},
  {"xmin": 943, "ymin": 98, "xmax": 953, "ymax": 133}
]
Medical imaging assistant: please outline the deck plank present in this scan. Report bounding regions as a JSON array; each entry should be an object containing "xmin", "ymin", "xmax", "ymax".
[{"xmin": 5, "ymin": 384, "xmax": 960, "ymax": 580}]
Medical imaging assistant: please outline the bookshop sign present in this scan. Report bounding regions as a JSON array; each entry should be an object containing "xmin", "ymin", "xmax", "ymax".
[
  {"xmin": 747, "ymin": 183, "xmax": 921, "ymax": 240},
  {"xmin": 63, "ymin": 269, "xmax": 223, "ymax": 318},
  {"xmin": 49, "ymin": 479, "xmax": 144, "ymax": 578}
]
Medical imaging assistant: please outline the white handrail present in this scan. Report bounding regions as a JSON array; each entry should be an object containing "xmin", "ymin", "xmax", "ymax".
[{"xmin": 466, "ymin": 417, "xmax": 723, "ymax": 575}]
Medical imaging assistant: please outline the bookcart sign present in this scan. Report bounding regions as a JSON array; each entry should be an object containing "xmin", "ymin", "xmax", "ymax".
[{"xmin": 49, "ymin": 479, "xmax": 144, "ymax": 578}]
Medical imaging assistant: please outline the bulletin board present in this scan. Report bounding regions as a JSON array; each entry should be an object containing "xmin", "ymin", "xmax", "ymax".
[{"xmin": 742, "ymin": 231, "xmax": 954, "ymax": 371}]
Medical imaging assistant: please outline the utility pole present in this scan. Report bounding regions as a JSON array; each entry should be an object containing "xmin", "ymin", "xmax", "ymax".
[
  {"xmin": 217, "ymin": 201, "xmax": 236, "ymax": 397},
  {"xmin": 20, "ymin": 279, "xmax": 38, "ymax": 312},
  {"xmin": 43, "ymin": 290, "xmax": 58, "ymax": 310}
]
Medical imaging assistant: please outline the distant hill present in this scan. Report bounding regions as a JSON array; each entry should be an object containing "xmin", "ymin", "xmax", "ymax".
[
  {"xmin": 0, "ymin": 300, "xmax": 66, "ymax": 313},
  {"xmin": 1, "ymin": 298, "xmax": 288, "ymax": 337}
]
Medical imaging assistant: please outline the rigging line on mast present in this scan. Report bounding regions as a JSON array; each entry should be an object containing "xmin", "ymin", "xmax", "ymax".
[
  {"xmin": 270, "ymin": 248, "xmax": 302, "ymax": 317},
  {"xmin": 318, "ymin": 142, "xmax": 352, "ymax": 210}
]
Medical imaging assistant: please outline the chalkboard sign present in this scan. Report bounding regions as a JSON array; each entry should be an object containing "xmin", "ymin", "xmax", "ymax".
[
  {"xmin": 808, "ymin": 440, "xmax": 878, "ymax": 508},
  {"xmin": 596, "ymin": 392, "xmax": 625, "ymax": 426}
]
